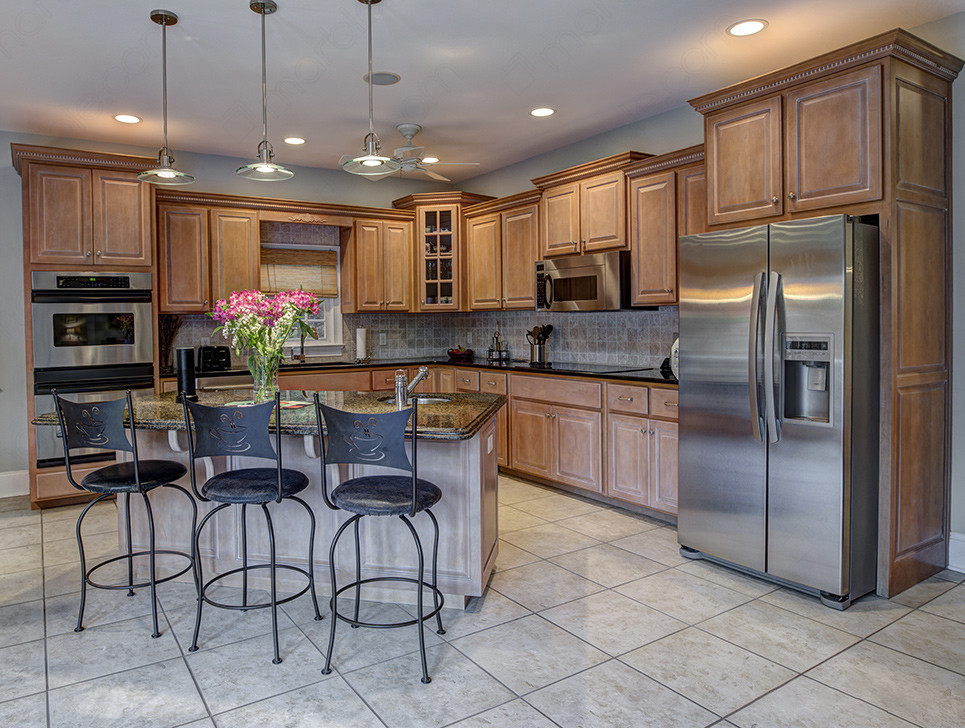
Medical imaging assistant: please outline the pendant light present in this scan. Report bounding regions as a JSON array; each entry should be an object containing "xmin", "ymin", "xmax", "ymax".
[
  {"xmin": 138, "ymin": 10, "xmax": 194, "ymax": 185},
  {"xmin": 341, "ymin": 0, "xmax": 400, "ymax": 176},
  {"xmin": 237, "ymin": 0, "xmax": 294, "ymax": 181}
]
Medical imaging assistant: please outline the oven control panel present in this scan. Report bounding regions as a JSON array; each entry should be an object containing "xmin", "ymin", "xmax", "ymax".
[{"xmin": 56, "ymin": 275, "xmax": 131, "ymax": 289}]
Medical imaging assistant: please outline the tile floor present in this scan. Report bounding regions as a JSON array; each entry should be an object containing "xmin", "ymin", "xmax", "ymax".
[{"xmin": 1, "ymin": 477, "xmax": 964, "ymax": 728}]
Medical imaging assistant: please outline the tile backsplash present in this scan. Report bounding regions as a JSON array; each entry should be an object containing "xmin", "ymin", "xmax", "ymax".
[{"xmin": 168, "ymin": 308, "xmax": 678, "ymax": 370}]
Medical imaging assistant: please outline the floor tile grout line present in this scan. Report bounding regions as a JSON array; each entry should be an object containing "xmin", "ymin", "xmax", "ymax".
[{"xmin": 39, "ymin": 513, "xmax": 51, "ymax": 728}]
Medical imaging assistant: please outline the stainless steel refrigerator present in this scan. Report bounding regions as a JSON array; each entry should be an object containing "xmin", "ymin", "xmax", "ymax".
[{"xmin": 677, "ymin": 214, "xmax": 879, "ymax": 609}]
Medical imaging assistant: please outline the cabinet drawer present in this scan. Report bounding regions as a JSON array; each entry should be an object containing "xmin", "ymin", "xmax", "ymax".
[
  {"xmin": 371, "ymin": 368, "xmax": 403, "ymax": 391},
  {"xmin": 455, "ymin": 369, "xmax": 480, "ymax": 392},
  {"xmin": 282, "ymin": 371, "xmax": 371, "ymax": 391},
  {"xmin": 606, "ymin": 383, "xmax": 649, "ymax": 416},
  {"xmin": 650, "ymin": 388, "xmax": 679, "ymax": 420},
  {"xmin": 480, "ymin": 372, "xmax": 508, "ymax": 395},
  {"xmin": 511, "ymin": 374, "xmax": 601, "ymax": 410}
]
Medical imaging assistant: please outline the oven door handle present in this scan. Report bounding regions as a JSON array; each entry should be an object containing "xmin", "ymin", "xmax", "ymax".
[{"xmin": 31, "ymin": 290, "xmax": 152, "ymax": 303}]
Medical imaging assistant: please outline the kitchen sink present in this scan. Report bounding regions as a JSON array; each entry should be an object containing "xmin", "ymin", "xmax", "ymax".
[{"xmin": 377, "ymin": 396, "xmax": 452, "ymax": 405}]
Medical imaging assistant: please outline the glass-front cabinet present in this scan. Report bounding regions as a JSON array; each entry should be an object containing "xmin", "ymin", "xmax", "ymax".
[{"xmin": 420, "ymin": 204, "xmax": 457, "ymax": 310}]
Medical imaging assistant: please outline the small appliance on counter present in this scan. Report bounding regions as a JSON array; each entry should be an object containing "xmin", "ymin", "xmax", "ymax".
[
  {"xmin": 487, "ymin": 324, "xmax": 510, "ymax": 363},
  {"xmin": 526, "ymin": 324, "xmax": 553, "ymax": 367},
  {"xmin": 197, "ymin": 345, "xmax": 231, "ymax": 372},
  {"xmin": 176, "ymin": 347, "xmax": 198, "ymax": 402}
]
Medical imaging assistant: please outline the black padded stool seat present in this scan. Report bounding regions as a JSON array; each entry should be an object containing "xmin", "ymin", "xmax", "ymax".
[
  {"xmin": 82, "ymin": 460, "xmax": 188, "ymax": 494},
  {"xmin": 333, "ymin": 476, "xmax": 441, "ymax": 516},
  {"xmin": 202, "ymin": 468, "xmax": 309, "ymax": 504}
]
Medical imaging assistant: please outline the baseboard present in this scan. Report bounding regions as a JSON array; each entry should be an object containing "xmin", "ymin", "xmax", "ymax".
[
  {"xmin": 0, "ymin": 470, "xmax": 29, "ymax": 499},
  {"xmin": 949, "ymin": 531, "xmax": 965, "ymax": 573}
]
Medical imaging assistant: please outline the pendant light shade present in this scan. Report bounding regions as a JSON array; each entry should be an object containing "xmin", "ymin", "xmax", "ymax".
[
  {"xmin": 138, "ymin": 10, "xmax": 194, "ymax": 186},
  {"xmin": 341, "ymin": 0, "xmax": 400, "ymax": 176},
  {"xmin": 237, "ymin": 0, "xmax": 293, "ymax": 181}
]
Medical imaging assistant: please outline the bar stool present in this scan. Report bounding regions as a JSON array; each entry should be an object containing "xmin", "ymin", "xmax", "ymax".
[
  {"xmin": 182, "ymin": 393, "xmax": 322, "ymax": 664},
  {"xmin": 52, "ymin": 390, "xmax": 197, "ymax": 638},
  {"xmin": 313, "ymin": 396, "xmax": 445, "ymax": 683}
]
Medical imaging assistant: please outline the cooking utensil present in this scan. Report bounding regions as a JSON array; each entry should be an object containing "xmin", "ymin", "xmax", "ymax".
[{"xmin": 539, "ymin": 324, "xmax": 553, "ymax": 342}]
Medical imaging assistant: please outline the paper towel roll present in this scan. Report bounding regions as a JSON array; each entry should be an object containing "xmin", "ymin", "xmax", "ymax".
[{"xmin": 356, "ymin": 328, "xmax": 367, "ymax": 359}]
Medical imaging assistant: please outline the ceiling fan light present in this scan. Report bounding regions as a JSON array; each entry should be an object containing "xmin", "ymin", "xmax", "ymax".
[{"xmin": 422, "ymin": 156, "xmax": 439, "ymax": 164}]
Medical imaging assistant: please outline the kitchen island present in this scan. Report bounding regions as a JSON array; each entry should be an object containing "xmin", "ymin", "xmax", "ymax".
[{"xmin": 36, "ymin": 389, "xmax": 504, "ymax": 607}]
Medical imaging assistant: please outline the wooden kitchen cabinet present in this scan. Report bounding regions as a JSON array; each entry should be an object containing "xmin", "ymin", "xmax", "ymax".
[
  {"xmin": 650, "ymin": 419, "xmax": 679, "ymax": 513},
  {"xmin": 353, "ymin": 218, "xmax": 412, "ymax": 312},
  {"xmin": 628, "ymin": 170, "xmax": 677, "ymax": 305},
  {"xmin": 465, "ymin": 193, "xmax": 541, "ymax": 311},
  {"xmin": 553, "ymin": 404, "xmax": 603, "ymax": 493},
  {"xmin": 676, "ymin": 164, "xmax": 708, "ymax": 238},
  {"xmin": 510, "ymin": 398, "xmax": 554, "ymax": 479},
  {"xmin": 480, "ymin": 373, "xmax": 509, "ymax": 467},
  {"xmin": 703, "ymin": 66, "xmax": 881, "ymax": 225},
  {"xmin": 158, "ymin": 204, "xmax": 210, "ymax": 313},
  {"xmin": 606, "ymin": 413, "xmax": 652, "ymax": 507},
  {"xmin": 27, "ymin": 164, "xmax": 152, "ymax": 266},
  {"xmin": 437, "ymin": 367, "xmax": 455, "ymax": 393},
  {"xmin": 209, "ymin": 208, "xmax": 259, "ymax": 304},
  {"xmin": 540, "ymin": 182, "xmax": 581, "ymax": 256}
]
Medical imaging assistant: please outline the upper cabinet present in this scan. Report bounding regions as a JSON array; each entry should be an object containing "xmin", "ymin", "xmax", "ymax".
[
  {"xmin": 353, "ymin": 218, "xmax": 412, "ymax": 312},
  {"xmin": 464, "ymin": 191, "xmax": 541, "ymax": 311},
  {"xmin": 16, "ymin": 150, "xmax": 154, "ymax": 267},
  {"xmin": 209, "ymin": 208, "xmax": 260, "ymax": 303},
  {"xmin": 700, "ymin": 65, "xmax": 882, "ymax": 225},
  {"xmin": 392, "ymin": 192, "xmax": 494, "ymax": 312},
  {"xmin": 532, "ymin": 152, "xmax": 649, "ymax": 258}
]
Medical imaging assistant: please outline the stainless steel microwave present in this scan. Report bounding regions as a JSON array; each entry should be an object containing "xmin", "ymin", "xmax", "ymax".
[{"xmin": 535, "ymin": 251, "xmax": 632, "ymax": 311}]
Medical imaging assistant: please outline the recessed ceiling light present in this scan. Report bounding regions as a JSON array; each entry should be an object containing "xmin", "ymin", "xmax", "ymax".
[
  {"xmin": 284, "ymin": 137, "xmax": 305, "ymax": 145},
  {"xmin": 363, "ymin": 71, "xmax": 401, "ymax": 86},
  {"xmin": 422, "ymin": 156, "xmax": 439, "ymax": 164},
  {"xmin": 530, "ymin": 107, "xmax": 555, "ymax": 117},
  {"xmin": 727, "ymin": 19, "xmax": 767, "ymax": 36},
  {"xmin": 113, "ymin": 114, "xmax": 141, "ymax": 124}
]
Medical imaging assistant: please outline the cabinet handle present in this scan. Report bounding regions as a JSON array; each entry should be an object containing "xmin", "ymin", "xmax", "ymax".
[
  {"xmin": 788, "ymin": 192, "xmax": 797, "ymax": 200},
  {"xmin": 462, "ymin": 378, "xmax": 471, "ymax": 383},
  {"xmin": 771, "ymin": 197, "xmax": 779, "ymax": 203},
  {"xmin": 487, "ymin": 380, "xmax": 497, "ymax": 386},
  {"xmin": 618, "ymin": 396, "xmax": 634, "ymax": 402},
  {"xmin": 664, "ymin": 401, "xmax": 678, "ymax": 407}
]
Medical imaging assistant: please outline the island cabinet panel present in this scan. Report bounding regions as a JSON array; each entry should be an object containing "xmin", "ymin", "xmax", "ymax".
[
  {"xmin": 466, "ymin": 214, "xmax": 501, "ymax": 310},
  {"xmin": 540, "ymin": 181, "xmax": 581, "ymax": 256},
  {"xmin": 209, "ymin": 208, "xmax": 259, "ymax": 304},
  {"xmin": 629, "ymin": 170, "xmax": 677, "ymax": 305},
  {"xmin": 158, "ymin": 204, "xmax": 209, "ymax": 313},
  {"xmin": 784, "ymin": 65, "xmax": 882, "ymax": 212},
  {"xmin": 27, "ymin": 164, "xmax": 92, "ymax": 265},
  {"xmin": 481, "ymin": 373, "xmax": 509, "ymax": 467},
  {"xmin": 606, "ymin": 413, "xmax": 651, "ymax": 507},
  {"xmin": 581, "ymin": 170, "xmax": 627, "ymax": 252},
  {"xmin": 510, "ymin": 399, "xmax": 554, "ymax": 479},
  {"xmin": 650, "ymin": 419, "xmax": 679, "ymax": 513},
  {"xmin": 553, "ymin": 405, "xmax": 603, "ymax": 493},
  {"xmin": 502, "ymin": 204, "xmax": 539, "ymax": 309},
  {"xmin": 92, "ymin": 170, "xmax": 153, "ymax": 266}
]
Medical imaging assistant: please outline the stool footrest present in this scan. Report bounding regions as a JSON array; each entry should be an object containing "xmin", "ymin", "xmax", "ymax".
[
  {"xmin": 84, "ymin": 550, "xmax": 194, "ymax": 591},
  {"xmin": 332, "ymin": 577, "xmax": 445, "ymax": 628},
  {"xmin": 200, "ymin": 564, "xmax": 313, "ymax": 611}
]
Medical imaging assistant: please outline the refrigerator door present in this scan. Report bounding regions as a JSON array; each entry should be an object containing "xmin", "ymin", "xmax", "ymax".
[
  {"xmin": 678, "ymin": 225, "xmax": 768, "ymax": 571},
  {"xmin": 766, "ymin": 215, "xmax": 849, "ymax": 594}
]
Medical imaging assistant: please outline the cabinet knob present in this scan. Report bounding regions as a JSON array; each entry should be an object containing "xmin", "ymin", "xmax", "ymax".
[
  {"xmin": 640, "ymin": 427, "xmax": 647, "ymax": 434},
  {"xmin": 487, "ymin": 380, "xmax": 497, "ymax": 386},
  {"xmin": 95, "ymin": 251, "xmax": 102, "ymax": 256},
  {"xmin": 788, "ymin": 192, "xmax": 797, "ymax": 200},
  {"xmin": 85, "ymin": 251, "xmax": 92, "ymax": 257},
  {"xmin": 203, "ymin": 299, "xmax": 208, "ymax": 306},
  {"xmin": 770, "ymin": 197, "xmax": 779, "ymax": 203},
  {"xmin": 664, "ymin": 401, "xmax": 678, "ymax": 407},
  {"xmin": 650, "ymin": 429, "xmax": 655, "ymax": 435},
  {"xmin": 545, "ymin": 413, "xmax": 552, "ymax": 418}
]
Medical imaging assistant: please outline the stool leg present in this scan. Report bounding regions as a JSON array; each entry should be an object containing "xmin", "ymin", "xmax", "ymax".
[
  {"xmin": 74, "ymin": 494, "xmax": 108, "ymax": 633},
  {"xmin": 262, "ymin": 504, "xmax": 282, "ymax": 664},
  {"xmin": 190, "ymin": 503, "xmax": 228, "ymax": 652},
  {"xmin": 241, "ymin": 504, "xmax": 249, "ymax": 610},
  {"xmin": 124, "ymin": 493, "xmax": 135, "ymax": 597},
  {"xmin": 399, "ymin": 514, "xmax": 431, "ymax": 684},
  {"xmin": 352, "ymin": 518, "xmax": 362, "ymax": 628},
  {"xmin": 290, "ymin": 496, "xmax": 322, "ymax": 621},
  {"xmin": 322, "ymin": 515, "xmax": 359, "ymax": 675},
  {"xmin": 426, "ymin": 509, "xmax": 445, "ymax": 635},
  {"xmin": 141, "ymin": 491, "xmax": 161, "ymax": 638},
  {"xmin": 169, "ymin": 484, "xmax": 200, "ymax": 594}
]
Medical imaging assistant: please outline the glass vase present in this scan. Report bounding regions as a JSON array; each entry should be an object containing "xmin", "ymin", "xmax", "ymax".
[{"xmin": 248, "ymin": 353, "xmax": 280, "ymax": 404}]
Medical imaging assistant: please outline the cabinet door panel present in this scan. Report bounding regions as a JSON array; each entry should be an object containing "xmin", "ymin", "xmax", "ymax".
[
  {"xmin": 383, "ymin": 221, "xmax": 411, "ymax": 311},
  {"xmin": 437, "ymin": 368, "xmax": 455, "ymax": 394},
  {"xmin": 553, "ymin": 405, "xmax": 602, "ymax": 493},
  {"xmin": 650, "ymin": 419, "xmax": 678, "ymax": 514},
  {"xmin": 158, "ymin": 205, "xmax": 209, "ymax": 313},
  {"xmin": 502, "ymin": 204, "xmax": 539, "ymax": 309},
  {"xmin": 629, "ymin": 170, "xmax": 676, "ymax": 305},
  {"xmin": 467, "ymin": 214, "xmax": 502, "ymax": 310},
  {"xmin": 581, "ymin": 171, "xmax": 626, "ymax": 252},
  {"xmin": 706, "ymin": 96, "xmax": 783, "ymax": 224},
  {"xmin": 676, "ymin": 164, "xmax": 707, "ymax": 238},
  {"xmin": 510, "ymin": 399, "xmax": 553, "ymax": 478},
  {"xmin": 28, "ymin": 164, "xmax": 91, "ymax": 264},
  {"xmin": 606, "ymin": 414, "xmax": 651, "ymax": 507},
  {"xmin": 92, "ymin": 170, "xmax": 152, "ymax": 266},
  {"xmin": 210, "ymin": 209, "xmax": 259, "ymax": 303},
  {"xmin": 496, "ymin": 403, "xmax": 509, "ymax": 468},
  {"xmin": 785, "ymin": 65, "xmax": 882, "ymax": 212},
  {"xmin": 408, "ymin": 366, "xmax": 437, "ymax": 394},
  {"xmin": 354, "ymin": 221, "xmax": 383, "ymax": 311},
  {"xmin": 540, "ymin": 182, "xmax": 580, "ymax": 257}
]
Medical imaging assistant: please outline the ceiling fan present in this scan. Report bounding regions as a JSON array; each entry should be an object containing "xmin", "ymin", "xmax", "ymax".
[{"xmin": 368, "ymin": 123, "xmax": 480, "ymax": 182}]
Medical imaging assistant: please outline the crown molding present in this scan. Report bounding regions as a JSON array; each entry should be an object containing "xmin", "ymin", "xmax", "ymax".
[
  {"xmin": 10, "ymin": 144, "xmax": 157, "ymax": 175},
  {"xmin": 530, "ymin": 151, "xmax": 651, "ymax": 189},
  {"xmin": 391, "ymin": 191, "xmax": 495, "ymax": 210},
  {"xmin": 624, "ymin": 145, "xmax": 705, "ymax": 179},
  {"xmin": 463, "ymin": 189, "xmax": 543, "ymax": 217}
]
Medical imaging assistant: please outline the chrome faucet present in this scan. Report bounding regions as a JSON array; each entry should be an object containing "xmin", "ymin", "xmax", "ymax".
[
  {"xmin": 406, "ymin": 366, "xmax": 430, "ymax": 397},
  {"xmin": 393, "ymin": 366, "xmax": 430, "ymax": 409}
]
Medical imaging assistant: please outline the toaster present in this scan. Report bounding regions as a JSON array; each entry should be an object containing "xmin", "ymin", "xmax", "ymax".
[{"xmin": 197, "ymin": 345, "xmax": 231, "ymax": 372}]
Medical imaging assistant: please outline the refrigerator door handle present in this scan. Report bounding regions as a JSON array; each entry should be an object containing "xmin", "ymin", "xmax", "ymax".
[
  {"xmin": 748, "ymin": 272, "xmax": 766, "ymax": 442},
  {"xmin": 764, "ymin": 271, "xmax": 783, "ymax": 443}
]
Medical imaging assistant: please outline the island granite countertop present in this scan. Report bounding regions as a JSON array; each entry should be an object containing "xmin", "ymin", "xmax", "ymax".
[{"xmin": 34, "ymin": 390, "xmax": 506, "ymax": 442}]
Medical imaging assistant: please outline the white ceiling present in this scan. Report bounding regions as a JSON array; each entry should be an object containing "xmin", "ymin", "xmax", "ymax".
[{"xmin": 1, "ymin": 0, "xmax": 962, "ymax": 182}]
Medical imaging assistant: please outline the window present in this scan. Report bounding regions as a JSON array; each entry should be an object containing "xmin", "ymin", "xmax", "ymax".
[{"xmin": 279, "ymin": 245, "xmax": 344, "ymax": 357}]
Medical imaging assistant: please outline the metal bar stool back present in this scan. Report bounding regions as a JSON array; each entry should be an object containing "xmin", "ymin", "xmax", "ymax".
[
  {"xmin": 52, "ymin": 390, "xmax": 196, "ymax": 638},
  {"xmin": 314, "ymin": 396, "xmax": 445, "ymax": 683},
  {"xmin": 182, "ymin": 393, "xmax": 322, "ymax": 664}
]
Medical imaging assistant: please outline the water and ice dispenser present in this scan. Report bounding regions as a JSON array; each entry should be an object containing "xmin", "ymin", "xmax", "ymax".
[{"xmin": 783, "ymin": 335, "xmax": 831, "ymax": 423}]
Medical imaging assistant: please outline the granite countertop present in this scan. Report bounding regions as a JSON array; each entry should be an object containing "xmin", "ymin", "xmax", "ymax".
[
  {"xmin": 172, "ymin": 357, "xmax": 678, "ymax": 386},
  {"xmin": 33, "ymin": 390, "xmax": 506, "ymax": 442}
]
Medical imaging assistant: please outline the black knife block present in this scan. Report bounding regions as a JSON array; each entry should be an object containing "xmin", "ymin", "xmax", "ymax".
[{"xmin": 176, "ymin": 347, "xmax": 198, "ymax": 402}]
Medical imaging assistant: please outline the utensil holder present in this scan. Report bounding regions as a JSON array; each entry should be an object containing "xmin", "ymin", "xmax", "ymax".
[{"xmin": 529, "ymin": 342, "xmax": 547, "ymax": 365}]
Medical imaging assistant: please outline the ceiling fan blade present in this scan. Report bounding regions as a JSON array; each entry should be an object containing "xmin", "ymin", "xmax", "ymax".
[
  {"xmin": 394, "ymin": 145, "xmax": 424, "ymax": 159},
  {"xmin": 421, "ymin": 168, "xmax": 451, "ymax": 182},
  {"xmin": 430, "ymin": 162, "xmax": 481, "ymax": 166}
]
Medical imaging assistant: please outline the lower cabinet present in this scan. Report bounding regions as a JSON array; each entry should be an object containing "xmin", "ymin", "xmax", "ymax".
[
  {"xmin": 605, "ymin": 413, "xmax": 678, "ymax": 513},
  {"xmin": 510, "ymin": 399, "xmax": 554, "ymax": 479},
  {"xmin": 650, "ymin": 419, "xmax": 678, "ymax": 513}
]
